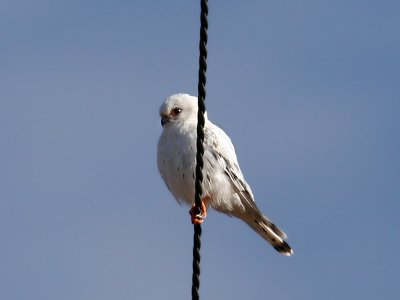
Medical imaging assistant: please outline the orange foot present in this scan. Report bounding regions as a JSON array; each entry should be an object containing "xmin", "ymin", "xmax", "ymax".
[{"xmin": 189, "ymin": 199, "xmax": 207, "ymax": 225}]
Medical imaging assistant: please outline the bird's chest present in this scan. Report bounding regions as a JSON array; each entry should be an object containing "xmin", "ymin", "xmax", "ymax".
[{"xmin": 158, "ymin": 126, "xmax": 197, "ymax": 203}]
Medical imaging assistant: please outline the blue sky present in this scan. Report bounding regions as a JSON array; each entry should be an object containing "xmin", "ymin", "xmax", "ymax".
[{"xmin": 1, "ymin": 1, "xmax": 399, "ymax": 299}]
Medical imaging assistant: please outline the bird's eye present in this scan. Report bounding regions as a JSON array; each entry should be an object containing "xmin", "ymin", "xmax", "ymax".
[{"xmin": 171, "ymin": 107, "xmax": 182, "ymax": 116}]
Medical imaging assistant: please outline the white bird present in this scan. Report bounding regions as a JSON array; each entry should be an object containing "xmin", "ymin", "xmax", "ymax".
[{"xmin": 157, "ymin": 93, "xmax": 293, "ymax": 256}]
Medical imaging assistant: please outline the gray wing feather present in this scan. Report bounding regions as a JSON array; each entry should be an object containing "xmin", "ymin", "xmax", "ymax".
[
  {"xmin": 204, "ymin": 123, "xmax": 287, "ymax": 239},
  {"xmin": 204, "ymin": 124, "xmax": 256, "ymax": 209}
]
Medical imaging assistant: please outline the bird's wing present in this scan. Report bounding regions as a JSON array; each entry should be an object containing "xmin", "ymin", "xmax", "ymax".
[
  {"xmin": 204, "ymin": 122, "xmax": 288, "ymax": 239},
  {"xmin": 204, "ymin": 123, "xmax": 257, "ymax": 210}
]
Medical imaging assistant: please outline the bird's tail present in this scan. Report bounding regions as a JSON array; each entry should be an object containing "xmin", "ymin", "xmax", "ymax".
[{"xmin": 241, "ymin": 213, "xmax": 293, "ymax": 256}]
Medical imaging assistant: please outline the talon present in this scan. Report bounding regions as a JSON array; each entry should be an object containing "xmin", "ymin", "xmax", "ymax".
[{"xmin": 189, "ymin": 199, "xmax": 207, "ymax": 225}]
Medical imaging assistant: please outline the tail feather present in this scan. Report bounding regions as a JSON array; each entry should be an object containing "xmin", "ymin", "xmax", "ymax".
[
  {"xmin": 244, "ymin": 216, "xmax": 293, "ymax": 256},
  {"xmin": 262, "ymin": 217, "xmax": 287, "ymax": 239},
  {"xmin": 273, "ymin": 241, "xmax": 292, "ymax": 255}
]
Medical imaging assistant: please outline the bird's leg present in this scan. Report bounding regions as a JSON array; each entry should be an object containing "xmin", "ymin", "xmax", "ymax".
[{"xmin": 189, "ymin": 198, "xmax": 208, "ymax": 225}]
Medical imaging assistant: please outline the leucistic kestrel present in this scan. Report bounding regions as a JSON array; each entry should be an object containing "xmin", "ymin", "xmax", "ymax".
[{"xmin": 157, "ymin": 93, "xmax": 293, "ymax": 256}]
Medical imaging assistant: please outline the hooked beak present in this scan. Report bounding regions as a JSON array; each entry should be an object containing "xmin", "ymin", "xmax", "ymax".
[{"xmin": 161, "ymin": 116, "xmax": 169, "ymax": 127}]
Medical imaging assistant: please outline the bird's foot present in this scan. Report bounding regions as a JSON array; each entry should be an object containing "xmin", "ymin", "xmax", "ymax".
[{"xmin": 189, "ymin": 200, "xmax": 207, "ymax": 225}]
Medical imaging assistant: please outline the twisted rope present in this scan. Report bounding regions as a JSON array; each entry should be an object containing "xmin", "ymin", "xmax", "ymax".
[{"xmin": 192, "ymin": 0, "xmax": 208, "ymax": 299}]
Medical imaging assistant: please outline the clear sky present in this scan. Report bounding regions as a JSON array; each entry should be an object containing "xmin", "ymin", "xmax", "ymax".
[{"xmin": 1, "ymin": 1, "xmax": 399, "ymax": 299}]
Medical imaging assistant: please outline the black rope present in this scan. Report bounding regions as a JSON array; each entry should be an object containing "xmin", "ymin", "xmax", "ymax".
[{"xmin": 192, "ymin": 1, "xmax": 208, "ymax": 300}]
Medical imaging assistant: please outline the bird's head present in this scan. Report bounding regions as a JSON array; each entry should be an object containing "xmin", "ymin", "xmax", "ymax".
[{"xmin": 159, "ymin": 93, "xmax": 206, "ymax": 128}]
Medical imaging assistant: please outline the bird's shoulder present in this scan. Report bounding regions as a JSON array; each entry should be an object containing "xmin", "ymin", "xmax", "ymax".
[{"xmin": 204, "ymin": 121, "xmax": 237, "ymax": 160}]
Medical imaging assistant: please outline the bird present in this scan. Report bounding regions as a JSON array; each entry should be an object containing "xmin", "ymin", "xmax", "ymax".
[{"xmin": 157, "ymin": 93, "xmax": 293, "ymax": 256}]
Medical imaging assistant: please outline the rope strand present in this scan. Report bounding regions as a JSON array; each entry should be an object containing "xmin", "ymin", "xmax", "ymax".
[{"xmin": 192, "ymin": 1, "xmax": 208, "ymax": 299}]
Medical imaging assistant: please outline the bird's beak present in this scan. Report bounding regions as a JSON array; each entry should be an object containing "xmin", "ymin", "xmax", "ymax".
[{"xmin": 161, "ymin": 116, "xmax": 169, "ymax": 127}]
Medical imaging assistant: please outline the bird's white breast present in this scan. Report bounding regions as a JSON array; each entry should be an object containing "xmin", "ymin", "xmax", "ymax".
[{"xmin": 157, "ymin": 122, "xmax": 198, "ymax": 205}]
